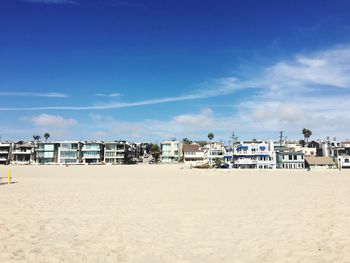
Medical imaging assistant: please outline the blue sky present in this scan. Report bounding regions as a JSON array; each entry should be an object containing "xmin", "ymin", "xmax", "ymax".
[{"xmin": 1, "ymin": 0, "xmax": 350, "ymax": 143}]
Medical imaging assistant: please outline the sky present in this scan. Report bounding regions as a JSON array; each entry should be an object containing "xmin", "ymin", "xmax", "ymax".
[{"xmin": 1, "ymin": 0, "xmax": 350, "ymax": 143}]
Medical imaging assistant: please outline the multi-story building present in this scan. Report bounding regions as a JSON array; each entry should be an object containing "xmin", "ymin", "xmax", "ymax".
[
  {"xmin": 35, "ymin": 142, "xmax": 60, "ymax": 164},
  {"xmin": 58, "ymin": 141, "xmax": 82, "ymax": 164},
  {"xmin": 161, "ymin": 140, "xmax": 180, "ymax": 163},
  {"xmin": 104, "ymin": 141, "xmax": 131, "ymax": 164},
  {"xmin": 182, "ymin": 144, "xmax": 204, "ymax": 164},
  {"xmin": 203, "ymin": 142, "xmax": 226, "ymax": 166},
  {"xmin": 11, "ymin": 141, "xmax": 35, "ymax": 164},
  {"xmin": 232, "ymin": 140, "xmax": 276, "ymax": 169},
  {"xmin": 0, "ymin": 142, "xmax": 12, "ymax": 165},
  {"xmin": 82, "ymin": 142, "xmax": 103, "ymax": 164},
  {"xmin": 276, "ymin": 151, "xmax": 305, "ymax": 169}
]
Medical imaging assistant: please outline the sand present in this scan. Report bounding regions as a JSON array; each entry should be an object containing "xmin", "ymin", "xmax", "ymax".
[{"xmin": 1, "ymin": 165, "xmax": 350, "ymax": 263}]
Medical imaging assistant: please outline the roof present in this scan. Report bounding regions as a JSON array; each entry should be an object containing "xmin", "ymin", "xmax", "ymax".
[
  {"xmin": 182, "ymin": 144, "xmax": 202, "ymax": 153},
  {"xmin": 305, "ymin": 157, "xmax": 335, "ymax": 165}
]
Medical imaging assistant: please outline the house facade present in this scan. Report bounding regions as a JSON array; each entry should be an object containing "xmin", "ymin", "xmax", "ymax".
[
  {"xmin": 305, "ymin": 157, "xmax": 336, "ymax": 169},
  {"xmin": 82, "ymin": 142, "xmax": 103, "ymax": 164},
  {"xmin": 58, "ymin": 141, "xmax": 82, "ymax": 164},
  {"xmin": 161, "ymin": 141, "xmax": 180, "ymax": 163},
  {"xmin": 276, "ymin": 151, "xmax": 305, "ymax": 169},
  {"xmin": 232, "ymin": 141, "xmax": 276, "ymax": 169},
  {"xmin": 11, "ymin": 141, "xmax": 35, "ymax": 164},
  {"xmin": 36, "ymin": 142, "xmax": 60, "ymax": 164},
  {"xmin": 104, "ymin": 141, "xmax": 132, "ymax": 164},
  {"xmin": 0, "ymin": 142, "xmax": 12, "ymax": 165},
  {"xmin": 182, "ymin": 144, "xmax": 204, "ymax": 164}
]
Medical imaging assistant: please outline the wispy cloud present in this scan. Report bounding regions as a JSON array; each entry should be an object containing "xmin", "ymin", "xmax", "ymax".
[
  {"xmin": 0, "ymin": 92, "xmax": 68, "ymax": 98},
  {"xmin": 95, "ymin": 93, "xmax": 122, "ymax": 97},
  {"xmin": 23, "ymin": 0, "xmax": 79, "ymax": 5},
  {"xmin": 23, "ymin": 113, "xmax": 77, "ymax": 127}
]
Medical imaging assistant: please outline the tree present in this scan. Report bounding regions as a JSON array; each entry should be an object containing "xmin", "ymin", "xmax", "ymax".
[
  {"xmin": 302, "ymin": 128, "xmax": 312, "ymax": 144},
  {"xmin": 150, "ymin": 144, "xmax": 160, "ymax": 163},
  {"xmin": 33, "ymin": 135, "xmax": 41, "ymax": 142},
  {"xmin": 213, "ymin": 157, "xmax": 223, "ymax": 168},
  {"xmin": 182, "ymin": 138, "xmax": 192, "ymax": 144},
  {"xmin": 207, "ymin": 132, "xmax": 214, "ymax": 142},
  {"xmin": 44, "ymin": 132, "xmax": 50, "ymax": 142}
]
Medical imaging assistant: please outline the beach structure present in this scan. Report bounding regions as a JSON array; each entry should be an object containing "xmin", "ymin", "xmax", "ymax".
[
  {"xmin": 161, "ymin": 140, "xmax": 180, "ymax": 163},
  {"xmin": 338, "ymin": 156, "xmax": 350, "ymax": 169},
  {"xmin": 11, "ymin": 141, "xmax": 35, "ymax": 164},
  {"xmin": 35, "ymin": 142, "xmax": 60, "ymax": 164},
  {"xmin": 182, "ymin": 144, "xmax": 205, "ymax": 164},
  {"xmin": 203, "ymin": 141, "xmax": 226, "ymax": 166},
  {"xmin": 104, "ymin": 141, "xmax": 133, "ymax": 164},
  {"xmin": 276, "ymin": 150, "xmax": 305, "ymax": 169},
  {"xmin": 58, "ymin": 141, "xmax": 82, "ymax": 164},
  {"xmin": 304, "ymin": 156, "xmax": 336, "ymax": 169},
  {"xmin": 232, "ymin": 140, "xmax": 276, "ymax": 169},
  {"xmin": 0, "ymin": 142, "xmax": 12, "ymax": 165},
  {"xmin": 82, "ymin": 141, "xmax": 103, "ymax": 164}
]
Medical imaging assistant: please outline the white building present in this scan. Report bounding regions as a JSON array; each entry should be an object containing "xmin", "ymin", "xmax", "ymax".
[
  {"xmin": 0, "ymin": 142, "xmax": 12, "ymax": 165},
  {"xmin": 338, "ymin": 156, "xmax": 350, "ymax": 169},
  {"xmin": 232, "ymin": 140, "xmax": 276, "ymax": 169},
  {"xmin": 276, "ymin": 151, "xmax": 305, "ymax": 169},
  {"xmin": 35, "ymin": 142, "xmax": 60, "ymax": 164},
  {"xmin": 58, "ymin": 141, "xmax": 82, "ymax": 164},
  {"xmin": 182, "ymin": 144, "xmax": 204, "ymax": 164},
  {"xmin": 104, "ymin": 141, "xmax": 131, "ymax": 164},
  {"xmin": 82, "ymin": 142, "xmax": 103, "ymax": 164},
  {"xmin": 203, "ymin": 142, "xmax": 226, "ymax": 166},
  {"xmin": 161, "ymin": 141, "xmax": 180, "ymax": 163}
]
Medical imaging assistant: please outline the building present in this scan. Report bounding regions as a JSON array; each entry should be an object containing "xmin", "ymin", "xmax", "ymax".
[
  {"xmin": 11, "ymin": 141, "xmax": 35, "ymax": 164},
  {"xmin": 276, "ymin": 151, "xmax": 305, "ymax": 169},
  {"xmin": 232, "ymin": 140, "xmax": 276, "ymax": 169},
  {"xmin": 304, "ymin": 157, "xmax": 336, "ymax": 169},
  {"xmin": 203, "ymin": 142, "xmax": 226, "ymax": 166},
  {"xmin": 35, "ymin": 142, "xmax": 60, "ymax": 164},
  {"xmin": 338, "ymin": 156, "xmax": 350, "ymax": 169},
  {"xmin": 0, "ymin": 142, "xmax": 12, "ymax": 165},
  {"xmin": 104, "ymin": 141, "xmax": 132, "ymax": 164},
  {"xmin": 82, "ymin": 142, "xmax": 103, "ymax": 164},
  {"xmin": 161, "ymin": 141, "xmax": 180, "ymax": 163},
  {"xmin": 58, "ymin": 141, "xmax": 82, "ymax": 164},
  {"xmin": 182, "ymin": 144, "xmax": 204, "ymax": 164}
]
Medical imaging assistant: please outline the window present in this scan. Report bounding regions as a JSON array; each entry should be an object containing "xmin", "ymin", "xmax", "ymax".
[
  {"xmin": 289, "ymin": 155, "xmax": 293, "ymax": 160},
  {"xmin": 294, "ymin": 155, "xmax": 297, "ymax": 160},
  {"xmin": 345, "ymin": 159, "xmax": 350, "ymax": 163}
]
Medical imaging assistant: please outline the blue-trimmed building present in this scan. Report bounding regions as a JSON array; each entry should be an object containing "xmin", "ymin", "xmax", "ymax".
[{"xmin": 232, "ymin": 140, "xmax": 276, "ymax": 169}]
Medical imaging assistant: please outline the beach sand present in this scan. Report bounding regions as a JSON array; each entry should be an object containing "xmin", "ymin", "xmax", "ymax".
[{"xmin": 1, "ymin": 165, "xmax": 350, "ymax": 262}]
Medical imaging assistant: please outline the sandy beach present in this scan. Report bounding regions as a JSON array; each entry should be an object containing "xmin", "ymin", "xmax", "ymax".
[{"xmin": 1, "ymin": 165, "xmax": 350, "ymax": 262}]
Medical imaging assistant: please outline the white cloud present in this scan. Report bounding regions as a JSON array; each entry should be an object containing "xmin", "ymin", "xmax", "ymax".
[
  {"xmin": 23, "ymin": 0, "xmax": 79, "ymax": 5},
  {"xmin": 25, "ymin": 114, "xmax": 77, "ymax": 127},
  {"xmin": 0, "ymin": 92, "xmax": 68, "ymax": 98},
  {"xmin": 95, "ymin": 93, "xmax": 122, "ymax": 97}
]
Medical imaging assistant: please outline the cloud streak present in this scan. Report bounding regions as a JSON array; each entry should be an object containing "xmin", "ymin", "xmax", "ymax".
[
  {"xmin": 95, "ymin": 93, "xmax": 122, "ymax": 97},
  {"xmin": 0, "ymin": 92, "xmax": 68, "ymax": 98}
]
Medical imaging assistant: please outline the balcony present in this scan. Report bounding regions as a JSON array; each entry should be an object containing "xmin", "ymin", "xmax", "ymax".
[{"xmin": 12, "ymin": 150, "xmax": 32, "ymax": 154}]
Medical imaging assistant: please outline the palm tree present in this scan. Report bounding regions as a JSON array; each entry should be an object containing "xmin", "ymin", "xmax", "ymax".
[
  {"xmin": 182, "ymin": 138, "xmax": 191, "ymax": 144},
  {"xmin": 302, "ymin": 128, "xmax": 312, "ymax": 144},
  {"xmin": 44, "ymin": 132, "xmax": 50, "ymax": 142},
  {"xmin": 33, "ymin": 135, "xmax": 41, "ymax": 142},
  {"xmin": 207, "ymin": 132, "xmax": 214, "ymax": 142}
]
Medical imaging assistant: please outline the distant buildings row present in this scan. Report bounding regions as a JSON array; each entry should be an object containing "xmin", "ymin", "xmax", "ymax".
[
  {"xmin": 161, "ymin": 139, "xmax": 350, "ymax": 169},
  {"xmin": 0, "ymin": 141, "xmax": 151, "ymax": 165},
  {"xmin": 1, "ymin": 138, "xmax": 349, "ymax": 169}
]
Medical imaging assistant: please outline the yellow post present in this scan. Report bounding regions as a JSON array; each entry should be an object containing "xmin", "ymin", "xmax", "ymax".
[{"xmin": 8, "ymin": 168, "xmax": 11, "ymax": 185}]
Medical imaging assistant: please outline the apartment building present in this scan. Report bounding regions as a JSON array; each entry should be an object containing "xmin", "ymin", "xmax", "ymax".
[
  {"xmin": 232, "ymin": 140, "xmax": 276, "ymax": 169},
  {"xmin": 161, "ymin": 140, "xmax": 180, "ymax": 163},
  {"xmin": 11, "ymin": 141, "xmax": 35, "ymax": 164},
  {"xmin": 0, "ymin": 142, "xmax": 12, "ymax": 165},
  {"xmin": 82, "ymin": 142, "xmax": 103, "ymax": 164},
  {"xmin": 203, "ymin": 142, "xmax": 226, "ymax": 166},
  {"xmin": 104, "ymin": 141, "xmax": 131, "ymax": 164},
  {"xmin": 276, "ymin": 151, "xmax": 305, "ymax": 169},
  {"xmin": 35, "ymin": 142, "xmax": 60, "ymax": 164},
  {"xmin": 182, "ymin": 144, "xmax": 204, "ymax": 164},
  {"xmin": 58, "ymin": 141, "xmax": 82, "ymax": 164}
]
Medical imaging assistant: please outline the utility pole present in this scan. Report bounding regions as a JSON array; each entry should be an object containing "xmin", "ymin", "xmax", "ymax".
[{"xmin": 279, "ymin": 131, "xmax": 284, "ymax": 147}]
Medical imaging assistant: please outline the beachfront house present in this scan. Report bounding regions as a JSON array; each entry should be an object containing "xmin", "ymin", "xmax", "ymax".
[
  {"xmin": 58, "ymin": 141, "xmax": 82, "ymax": 164},
  {"xmin": 182, "ymin": 144, "xmax": 205, "ymax": 164},
  {"xmin": 11, "ymin": 141, "xmax": 35, "ymax": 164},
  {"xmin": 232, "ymin": 140, "xmax": 276, "ymax": 169},
  {"xmin": 82, "ymin": 142, "xmax": 103, "ymax": 164},
  {"xmin": 104, "ymin": 141, "xmax": 132, "ymax": 164},
  {"xmin": 203, "ymin": 142, "xmax": 226, "ymax": 166},
  {"xmin": 161, "ymin": 140, "xmax": 180, "ymax": 163},
  {"xmin": 304, "ymin": 156, "xmax": 336, "ymax": 169},
  {"xmin": 0, "ymin": 142, "xmax": 12, "ymax": 165},
  {"xmin": 35, "ymin": 142, "xmax": 60, "ymax": 164},
  {"xmin": 338, "ymin": 156, "xmax": 350, "ymax": 169},
  {"xmin": 276, "ymin": 150, "xmax": 305, "ymax": 169}
]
